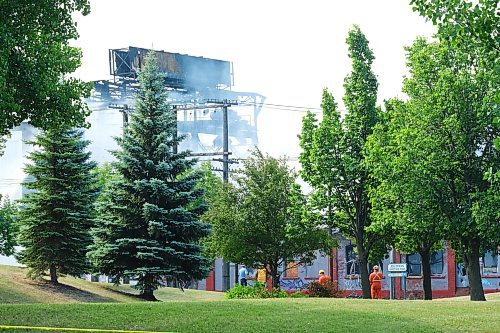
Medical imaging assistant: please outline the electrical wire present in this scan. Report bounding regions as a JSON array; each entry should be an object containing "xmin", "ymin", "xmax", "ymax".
[{"xmin": 89, "ymin": 102, "xmax": 347, "ymax": 114}]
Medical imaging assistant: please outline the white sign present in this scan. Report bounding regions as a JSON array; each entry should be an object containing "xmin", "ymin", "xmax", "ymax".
[
  {"xmin": 388, "ymin": 272, "xmax": 407, "ymax": 277},
  {"xmin": 388, "ymin": 263, "xmax": 407, "ymax": 272}
]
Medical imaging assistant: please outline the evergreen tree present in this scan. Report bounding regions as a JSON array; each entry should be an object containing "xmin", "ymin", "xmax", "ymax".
[
  {"xmin": 0, "ymin": 195, "xmax": 18, "ymax": 256},
  {"xmin": 89, "ymin": 52, "xmax": 211, "ymax": 300},
  {"xmin": 17, "ymin": 127, "xmax": 98, "ymax": 283}
]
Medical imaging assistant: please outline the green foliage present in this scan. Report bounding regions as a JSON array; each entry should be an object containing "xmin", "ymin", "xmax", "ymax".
[
  {"xmin": 289, "ymin": 291, "xmax": 308, "ymax": 298},
  {"xmin": 0, "ymin": 196, "xmax": 19, "ymax": 256},
  {"xmin": 203, "ymin": 148, "xmax": 334, "ymax": 289},
  {"xmin": 299, "ymin": 26, "xmax": 389, "ymax": 299},
  {"xmin": 366, "ymin": 96, "xmax": 446, "ymax": 297},
  {"xmin": 88, "ymin": 52, "xmax": 211, "ymax": 299},
  {"xmin": 304, "ymin": 281, "xmax": 343, "ymax": 298},
  {"xmin": 0, "ymin": 1, "xmax": 92, "ymax": 136},
  {"xmin": 410, "ymin": 0, "xmax": 499, "ymax": 59},
  {"xmin": 17, "ymin": 127, "xmax": 98, "ymax": 282},
  {"xmin": 410, "ymin": 0, "xmax": 499, "ymax": 155},
  {"xmin": 370, "ymin": 37, "xmax": 498, "ymax": 301},
  {"xmin": 225, "ymin": 282, "xmax": 288, "ymax": 299},
  {"xmin": 0, "ymin": 133, "xmax": 9, "ymax": 156}
]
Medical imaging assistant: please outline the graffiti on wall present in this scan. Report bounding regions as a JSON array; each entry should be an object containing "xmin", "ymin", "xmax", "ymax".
[{"xmin": 280, "ymin": 278, "xmax": 305, "ymax": 290}]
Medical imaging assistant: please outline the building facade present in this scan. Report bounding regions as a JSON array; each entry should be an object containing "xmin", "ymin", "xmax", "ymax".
[{"xmin": 201, "ymin": 235, "xmax": 500, "ymax": 299}]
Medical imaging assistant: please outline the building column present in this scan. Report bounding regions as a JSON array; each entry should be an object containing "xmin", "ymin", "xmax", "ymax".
[
  {"xmin": 447, "ymin": 246, "xmax": 457, "ymax": 297},
  {"xmin": 332, "ymin": 248, "xmax": 339, "ymax": 282},
  {"xmin": 205, "ymin": 266, "xmax": 215, "ymax": 291}
]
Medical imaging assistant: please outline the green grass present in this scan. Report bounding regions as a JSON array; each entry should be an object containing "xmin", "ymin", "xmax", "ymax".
[
  {"xmin": 0, "ymin": 265, "xmax": 223, "ymax": 303},
  {"xmin": 1, "ymin": 265, "xmax": 499, "ymax": 333},
  {"xmin": 0, "ymin": 298, "xmax": 499, "ymax": 333}
]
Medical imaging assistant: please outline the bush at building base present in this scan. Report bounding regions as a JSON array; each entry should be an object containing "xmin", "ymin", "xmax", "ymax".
[
  {"xmin": 303, "ymin": 281, "xmax": 343, "ymax": 298},
  {"xmin": 225, "ymin": 282, "xmax": 289, "ymax": 299}
]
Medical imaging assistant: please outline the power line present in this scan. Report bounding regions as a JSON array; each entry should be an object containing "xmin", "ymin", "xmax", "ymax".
[{"xmin": 90, "ymin": 102, "xmax": 346, "ymax": 114}]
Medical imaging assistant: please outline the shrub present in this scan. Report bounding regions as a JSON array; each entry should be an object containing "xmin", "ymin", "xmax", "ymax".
[
  {"xmin": 290, "ymin": 291, "xmax": 308, "ymax": 298},
  {"xmin": 225, "ymin": 284, "xmax": 256, "ymax": 299},
  {"xmin": 225, "ymin": 282, "xmax": 291, "ymax": 299},
  {"xmin": 303, "ymin": 281, "xmax": 343, "ymax": 298}
]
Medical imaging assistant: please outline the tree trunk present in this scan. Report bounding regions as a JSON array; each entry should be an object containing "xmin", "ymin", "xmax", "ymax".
[
  {"xmin": 141, "ymin": 288, "xmax": 157, "ymax": 301},
  {"xmin": 419, "ymin": 248, "xmax": 433, "ymax": 300},
  {"xmin": 270, "ymin": 264, "xmax": 280, "ymax": 290},
  {"xmin": 140, "ymin": 274, "xmax": 158, "ymax": 301},
  {"xmin": 463, "ymin": 240, "xmax": 486, "ymax": 301},
  {"xmin": 49, "ymin": 264, "xmax": 58, "ymax": 283},
  {"xmin": 357, "ymin": 244, "xmax": 371, "ymax": 299}
]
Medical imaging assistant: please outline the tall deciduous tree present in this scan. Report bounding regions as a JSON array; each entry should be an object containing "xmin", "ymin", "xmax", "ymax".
[
  {"xmin": 17, "ymin": 127, "xmax": 98, "ymax": 283},
  {"xmin": 410, "ymin": 0, "xmax": 499, "ymax": 55},
  {"xmin": 367, "ymin": 99, "xmax": 446, "ymax": 300},
  {"xmin": 203, "ymin": 149, "xmax": 334, "ymax": 289},
  {"xmin": 389, "ymin": 38, "xmax": 498, "ymax": 301},
  {"xmin": 409, "ymin": 0, "xmax": 499, "ymax": 150},
  {"xmin": 0, "ymin": 1, "xmax": 91, "ymax": 136},
  {"xmin": 89, "ymin": 53, "xmax": 211, "ymax": 300},
  {"xmin": 0, "ymin": 196, "xmax": 18, "ymax": 256},
  {"xmin": 299, "ymin": 26, "xmax": 388, "ymax": 299}
]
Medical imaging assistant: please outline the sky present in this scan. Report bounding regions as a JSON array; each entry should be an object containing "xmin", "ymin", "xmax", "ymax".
[{"xmin": 72, "ymin": 0, "xmax": 435, "ymax": 156}]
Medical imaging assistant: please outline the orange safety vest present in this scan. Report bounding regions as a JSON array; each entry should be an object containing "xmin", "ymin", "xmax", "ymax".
[
  {"xmin": 257, "ymin": 269, "xmax": 266, "ymax": 282},
  {"xmin": 369, "ymin": 272, "xmax": 383, "ymax": 284}
]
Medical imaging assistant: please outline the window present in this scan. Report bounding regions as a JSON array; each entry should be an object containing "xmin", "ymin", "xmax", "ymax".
[
  {"xmin": 284, "ymin": 261, "xmax": 299, "ymax": 278},
  {"xmin": 483, "ymin": 251, "xmax": 499, "ymax": 273},
  {"xmin": 345, "ymin": 245, "xmax": 380, "ymax": 275},
  {"xmin": 407, "ymin": 253, "xmax": 421, "ymax": 276},
  {"xmin": 407, "ymin": 250, "xmax": 444, "ymax": 276},
  {"xmin": 430, "ymin": 250, "xmax": 443, "ymax": 275},
  {"xmin": 346, "ymin": 245, "xmax": 359, "ymax": 275}
]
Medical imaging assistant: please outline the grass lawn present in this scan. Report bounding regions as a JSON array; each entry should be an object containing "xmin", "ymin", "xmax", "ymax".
[
  {"xmin": 1, "ymin": 265, "xmax": 499, "ymax": 333},
  {"xmin": 0, "ymin": 265, "xmax": 223, "ymax": 303},
  {"xmin": 1, "ymin": 298, "xmax": 499, "ymax": 333}
]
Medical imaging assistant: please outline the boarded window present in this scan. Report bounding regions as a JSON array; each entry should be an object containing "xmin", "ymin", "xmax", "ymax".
[{"xmin": 284, "ymin": 261, "xmax": 299, "ymax": 278}]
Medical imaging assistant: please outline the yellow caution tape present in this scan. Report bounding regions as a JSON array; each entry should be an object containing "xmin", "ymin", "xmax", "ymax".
[{"xmin": 0, "ymin": 325, "xmax": 176, "ymax": 333}]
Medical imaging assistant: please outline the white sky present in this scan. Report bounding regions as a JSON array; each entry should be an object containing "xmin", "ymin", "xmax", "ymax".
[{"xmin": 72, "ymin": 0, "xmax": 435, "ymax": 156}]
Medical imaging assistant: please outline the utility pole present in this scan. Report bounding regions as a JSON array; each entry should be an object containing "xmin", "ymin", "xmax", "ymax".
[
  {"xmin": 205, "ymin": 99, "xmax": 238, "ymax": 291},
  {"xmin": 171, "ymin": 106, "xmax": 179, "ymax": 154},
  {"xmin": 223, "ymin": 102, "xmax": 229, "ymax": 182},
  {"xmin": 109, "ymin": 104, "xmax": 131, "ymax": 136}
]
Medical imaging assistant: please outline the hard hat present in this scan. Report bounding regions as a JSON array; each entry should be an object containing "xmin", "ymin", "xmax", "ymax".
[
  {"xmin": 319, "ymin": 269, "xmax": 325, "ymax": 274},
  {"xmin": 373, "ymin": 265, "xmax": 379, "ymax": 270}
]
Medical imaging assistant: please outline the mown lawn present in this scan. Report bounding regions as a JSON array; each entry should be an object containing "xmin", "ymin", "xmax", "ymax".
[
  {"xmin": 0, "ymin": 265, "xmax": 223, "ymax": 303},
  {"xmin": 0, "ymin": 298, "xmax": 499, "ymax": 333}
]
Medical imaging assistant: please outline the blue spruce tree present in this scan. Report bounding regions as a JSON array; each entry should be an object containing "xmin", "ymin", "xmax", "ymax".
[{"xmin": 89, "ymin": 52, "xmax": 211, "ymax": 300}]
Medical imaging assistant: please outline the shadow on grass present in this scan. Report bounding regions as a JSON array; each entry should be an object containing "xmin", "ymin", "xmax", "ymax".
[
  {"xmin": 32, "ymin": 281, "xmax": 118, "ymax": 303},
  {"xmin": 101, "ymin": 285, "xmax": 164, "ymax": 302}
]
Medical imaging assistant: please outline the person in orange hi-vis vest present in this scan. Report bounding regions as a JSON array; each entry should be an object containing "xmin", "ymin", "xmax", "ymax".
[
  {"xmin": 257, "ymin": 268, "xmax": 267, "ymax": 283},
  {"xmin": 369, "ymin": 265, "xmax": 384, "ymax": 299},
  {"xmin": 318, "ymin": 269, "xmax": 330, "ymax": 284}
]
